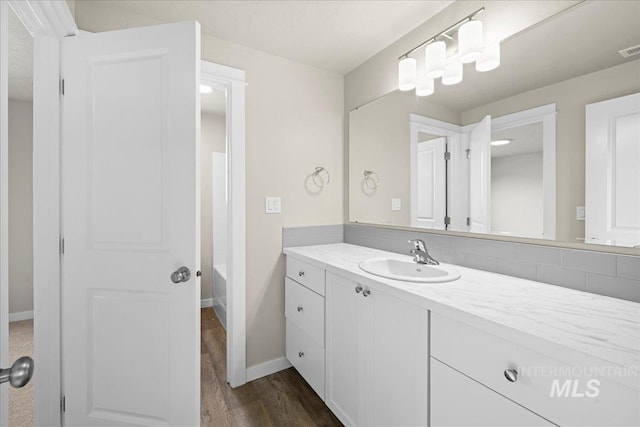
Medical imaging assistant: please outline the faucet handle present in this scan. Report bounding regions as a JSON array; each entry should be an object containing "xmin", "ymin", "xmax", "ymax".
[{"xmin": 408, "ymin": 239, "xmax": 427, "ymax": 251}]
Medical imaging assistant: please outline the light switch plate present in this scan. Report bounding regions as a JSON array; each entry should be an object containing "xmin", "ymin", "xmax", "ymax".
[
  {"xmin": 265, "ymin": 196, "xmax": 281, "ymax": 214},
  {"xmin": 576, "ymin": 206, "xmax": 585, "ymax": 220},
  {"xmin": 391, "ymin": 198, "xmax": 401, "ymax": 211}
]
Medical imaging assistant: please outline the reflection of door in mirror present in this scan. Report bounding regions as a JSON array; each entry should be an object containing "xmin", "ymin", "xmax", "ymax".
[
  {"xmin": 586, "ymin": 93, "xmax": 640, "ymax": 247},
  {"xmin": 468, "ymin": 116, "xmax": 491, "ymax": 234},
  {"xmin": 413, "ymin": 136, "xmax": 446, "ymax": 229}
]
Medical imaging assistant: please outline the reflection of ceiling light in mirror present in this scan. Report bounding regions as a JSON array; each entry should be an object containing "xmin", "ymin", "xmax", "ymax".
[
  {"xmin": 398, "ymin": 57, "xmax": 417, "ymax": 91},
  {"xmin": 491, "ymin": 139, "xmax": 511, "ymax": 146},
  {"xmin": 416, "ymin": 75, "xmax": 434, "ymax": 97},
  {"xmin": 476, "ymin": 43, "xmax": 501, "ymax": 72},
  {"xmin": 442, "ymin": 55, "xmax": 463, "ymax": 85},
  {"xmin": 200, "ymin": 84, "xmax": 213, "ymax": 94},
  {"xmin": 425, "ymin": 41, "xmax": 446, "ymax": 79},
  {"xmin": 459, "ymin": 20, "xmax": 483, "ymax": 63}
]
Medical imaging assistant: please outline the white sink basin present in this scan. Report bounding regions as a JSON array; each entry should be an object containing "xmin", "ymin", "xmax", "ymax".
[{"xmin": 358, "ymin": 257, "xmax": 461, "ymax": 283}]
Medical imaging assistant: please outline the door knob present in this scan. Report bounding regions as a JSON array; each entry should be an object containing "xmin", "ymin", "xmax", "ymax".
[
  {"xmin": 0, "ymin": 356, "xmax": 34, "ymax": 388},
  {"xmin": 171, "ymin": 266, "xmax": 191, "ymax": 283}
]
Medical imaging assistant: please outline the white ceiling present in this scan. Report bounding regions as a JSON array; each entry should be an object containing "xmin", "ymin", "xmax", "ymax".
[
  {"xmin": 491, "ymin": 122, "xmax": 543, "ymax": 159},
  {"xmin": 74, "ymin": 0, "xmax": 454, "ymax": 75},
  {"xmin": 201, "ymin": 88, "xmax": 226, "ymax": 115},
  {"xmin": 8, "ymin": 6, "xmax": 33, "ymax": 101}
]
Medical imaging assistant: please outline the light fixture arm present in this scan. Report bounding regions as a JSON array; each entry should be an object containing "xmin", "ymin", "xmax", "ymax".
[{"xmin": 398, "ymin": 7, "xmax": 485, "ymax": 60}]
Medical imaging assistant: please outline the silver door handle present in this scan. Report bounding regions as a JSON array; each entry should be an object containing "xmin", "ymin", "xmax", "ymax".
[
  {"xmin": 171, "ymin": 266, "xmax": 191, "ymax": 283},
  {"xmin": 0, "ymin": 356, "xmax": 34, "ymax": 388}
]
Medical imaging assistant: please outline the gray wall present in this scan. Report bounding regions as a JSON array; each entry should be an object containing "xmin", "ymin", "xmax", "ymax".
[{"xmin": 8, "ymin": 99, "xmax": 33, "ymax": 315}]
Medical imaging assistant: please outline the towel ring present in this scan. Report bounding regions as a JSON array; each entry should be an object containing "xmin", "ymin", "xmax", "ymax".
[
  {"xmin": 363, "ymin": 170, "xmax": 380, "ymax": 189},
  {"xmin": 312, "ymin": 166, "xmax": 330, "ymax": 188}
]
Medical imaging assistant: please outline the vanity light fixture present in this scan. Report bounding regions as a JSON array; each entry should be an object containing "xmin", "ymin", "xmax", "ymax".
[
  {"xmin": 200, "ymin": 84, "xmax": 213, "ymax": 94},
  {"xmin": 396, "ymin": 8, "xmax": 501, "ymax": 97},
  {"xmin": 398, "ymin": 57, "xmax": 417, "ymax": 91},
  {"xmin": 476, "ymin": 43, "xmax": 501, "ymax": 72},
  {"xmin": 491, "ymin": 139, "xmax": 511, "ymax": 146}
]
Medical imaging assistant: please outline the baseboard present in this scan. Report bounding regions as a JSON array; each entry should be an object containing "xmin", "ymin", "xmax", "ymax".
[
  {"xmin": 9, "ymin": 310, "xmax": 34, "ymax": 322},
  {"xmin": 246, "ymin": 357, "xmax": 292, "ymax": 382},
  {"xmin": 201, "ymin": 298, "xmax": 223, "ymax": 308}
]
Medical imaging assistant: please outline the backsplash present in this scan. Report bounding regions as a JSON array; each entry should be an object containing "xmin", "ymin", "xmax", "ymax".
[{"xmin": 282, "ymin": 224, "xmax": 640, "ymax": 303}]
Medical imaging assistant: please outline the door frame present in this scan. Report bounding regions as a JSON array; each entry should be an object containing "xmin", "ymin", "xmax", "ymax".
[
  {"xmin": 1, "ymin": 1, "xmax": 77, "ymax": 426},
  {"xmin": 201, "ymin": 60, "xmax": 247, "ymax": 388}
]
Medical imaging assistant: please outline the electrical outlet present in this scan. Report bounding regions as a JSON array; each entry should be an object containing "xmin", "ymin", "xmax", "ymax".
[
  {"xmin": 391, "ymin": 198, "xmax": 401, "ymax": 211},
  {"xmin": 576, "ymin": 206, "xmax": 585, "ymax": 220}
]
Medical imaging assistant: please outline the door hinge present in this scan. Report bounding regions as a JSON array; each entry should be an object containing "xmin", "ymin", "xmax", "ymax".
[
  {"xmin": 444, "ymin": 151, "xmax": 451, "ymax": 161},
  {"xmin": 444, "ymin": 216, "xmax": 451, "ymax": 226},
  {"xmin": 61, "ymin": 78, "xmax": 65, "ymax": 95},
  {"xmin": 60, "ymin": 237, "xmax": 65, "ymax": 255},
  {"xmin": 466, "ymin": 217, "xmax": 471, "ymax": 226},
  {"xmin": 61, "ymin": 395, "xmax": 66, "ymax": 412},
  {"xmin": 465, "ymin": 149, "xmax": 471, "ymax": 159}
]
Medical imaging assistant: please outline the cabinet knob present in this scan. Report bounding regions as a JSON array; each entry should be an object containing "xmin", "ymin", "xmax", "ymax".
[
  {"xmin": 363, "ymin": 289, "xmax": 371, "ymax": 297},
  {"xmin": 355, "ymin": 285, "xmax": 363, "ymax": 294},
  {"xmin": 297, "ymin": 305, "xmax": 303, "ymax": 312},
  {"xmin": 298, "ymin": 351, "xmax": 304, "ymax": 358},
  {"xmin": 298, "ymin": 271, "xmax": 305, "ymax": 277},
  {"xmin": 504, "ymin": 369, "xmax": 518, "ymax": 383}
]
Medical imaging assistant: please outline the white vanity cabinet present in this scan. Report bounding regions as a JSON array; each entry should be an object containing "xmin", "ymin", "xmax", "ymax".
[
  {"xmin": 285, "ymin": 258, "xmax": 326, "ymax": 399},
  {"xmin": 325, "ymin": 272, "xmax": 429, "ymax": 427},
  {"xmin": 431, "ymin": 312, "xmax": 640, "ymax": 427}
]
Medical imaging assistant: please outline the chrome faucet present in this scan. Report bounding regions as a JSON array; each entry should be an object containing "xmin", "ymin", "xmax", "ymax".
[{"xmin": 408, "ymin": 239, "xmax": 439, "ymax": 265}]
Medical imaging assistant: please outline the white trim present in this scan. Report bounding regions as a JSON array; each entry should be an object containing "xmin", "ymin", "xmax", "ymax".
[
  {"xmin": 201, "ymin": 60, "xmax": 247, "ymax": 388},
  {"xmin": 245, "ymin": 357, "xmax": 292, "ymax": 383},
  {"xmin": 0, "ymin": 3, "xmax": 10, "ymax": 424},
  {"xmin": 201, "ymin": 298, "xmax": 222, "ymax": 308},
  {"xmin": 9, "ymin": 310, "xmax": 34, "ymax": 322},
  {"xmin": 8, "ymin": 0, "xmax": 77, "ymax": 38},
  {"xmin": 491, "ymin": 103, "xmax": 557, "ymax": 240}
]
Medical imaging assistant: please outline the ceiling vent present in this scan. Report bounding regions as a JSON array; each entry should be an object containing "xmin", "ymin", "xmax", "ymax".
[{"xmin": 619, "ymin": 44, "xmax": 640, "ymax": 58}]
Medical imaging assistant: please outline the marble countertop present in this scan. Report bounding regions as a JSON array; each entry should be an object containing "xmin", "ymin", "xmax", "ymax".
[{"xmin": 284, "ymin": 243, "xmax": 640, "ymax": 384}]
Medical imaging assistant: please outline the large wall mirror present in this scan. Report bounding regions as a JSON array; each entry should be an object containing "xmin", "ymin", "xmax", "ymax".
[{"xmin": 349, "ymin": 0, "xmax": 640, "ymax": 248}]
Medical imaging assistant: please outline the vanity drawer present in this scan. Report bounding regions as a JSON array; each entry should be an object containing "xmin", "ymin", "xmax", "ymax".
[
  {"xmin": 431, "ymin": 312, "xmax": 640, "ymax": 427},
  {"xmin": 286, "ymin": 319, "xmax": 325, "ymax": 399},
  {"xmin": 286, "ymin": 257, "xmax": 325, "ymax": 296},
  {"xmin": 285, "ymin": 278, "xmax": 324, "ymax": 347}
]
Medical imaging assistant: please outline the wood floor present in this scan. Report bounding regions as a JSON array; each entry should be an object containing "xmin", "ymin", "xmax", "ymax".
[{"xmin": 201, "ymin": 308, "xmax": 342, "ymax": 427}]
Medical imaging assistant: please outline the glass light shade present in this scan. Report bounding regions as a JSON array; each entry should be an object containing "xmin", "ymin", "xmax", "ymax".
[
  {"xmin": 425, "ymin": 41, "xmax": 446, "ymax": 79},
  {"xmin": 491, "ymin": 139, "xmax": 511, "ymax": 146},
  {"xmin": 398, "ymin": 57, "xmax": 417, "ymax": 91},
  {"xmin": 442, "ymin": 56, "xmax": 463, "ymax": 85},
  {"xmin": 416, "ymin": 75, "xmax": 434, "ymax": 97},
  {"xmin": 476, "ymin": 43, "xmax": 501, "ymax": 72},
  {"xmin": 458, "ymin": 20, "xmax": 483, "ymax": 63}
]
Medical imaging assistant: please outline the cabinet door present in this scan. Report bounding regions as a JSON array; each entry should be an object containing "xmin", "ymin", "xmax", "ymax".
[
  {"xmin": 431, "ymin": 358, "xmax": 555, "ymax": 427},
  {"xmin": 365, "ymin": 288, "xmax": 429, "ymax": 427},
  {"xmin": 325, "ymin": 272, "xmax": 364, "ymax": 426}
]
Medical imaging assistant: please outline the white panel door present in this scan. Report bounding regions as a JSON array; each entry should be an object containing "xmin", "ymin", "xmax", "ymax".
[
  {"xmin": 469, "ymin": 115, "xmax": 492, "ymax": 233},
  {"xmin": 586, "ymin": 93, "xmax": 640, "ymax": 247},
  {"xmin": 413, "ymin": 137, "xmax": 446, "ymax": 229},
  {"xmin": 61, "ymin": 22, "xmax": 200, "ymax": 426}
]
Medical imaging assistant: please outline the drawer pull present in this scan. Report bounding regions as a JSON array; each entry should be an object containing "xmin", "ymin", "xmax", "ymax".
[
  {"xmin": 355, "ymin": 285, "xmax": 363, "ymax": 293},
  {"xmin": 362, "ymin": 289, "xmax": 371, "ymax": 297},
  {"xmin": 298, "ymin": 351, "xmax": 304, "ymax": 358},
  {"xmin": 297, "ymin": 305, "xmax": 303, "ymax": 312},
  {"xmin": 298, "ymin": 271, "xmax": 305, "ymax": 277},
  {"xmin": 504, "ymin": 369, "xmax": 518, "ymax": 383}
]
